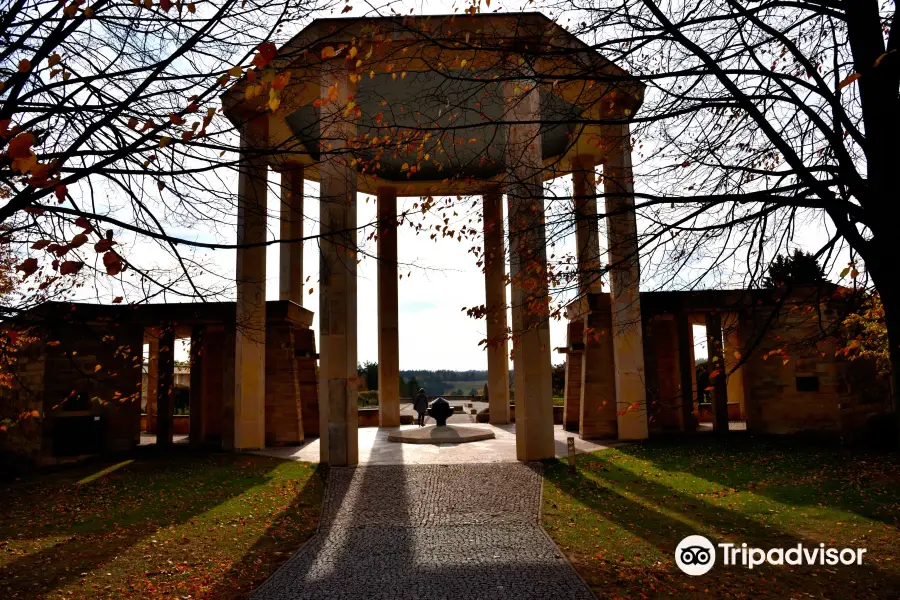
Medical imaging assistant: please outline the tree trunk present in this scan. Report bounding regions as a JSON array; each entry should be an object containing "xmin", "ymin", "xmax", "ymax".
[{"xmin": 867, "ymin": 261, "xmax": 900, "ymax": 449}]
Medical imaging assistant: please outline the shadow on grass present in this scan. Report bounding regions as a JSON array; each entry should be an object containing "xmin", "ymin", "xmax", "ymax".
[
  {"xmin": 0, "ymin": 446, "xmax": 321, "ymax": 599},
  {"xmin": 203, "ymin": 463, "xmax": 328, "ymax": 600},
  {"xmin": 615, "ymin": 434, "xmax": 900, "ymax": 525},
  {"xmin": 544, "ymin": 447, "xmax": 900, "ymax": 599}
]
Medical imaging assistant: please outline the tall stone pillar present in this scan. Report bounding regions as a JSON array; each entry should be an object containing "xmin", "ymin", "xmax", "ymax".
[
  {"xmin": 562, "ymin": 320, "xmax": 583, "ymax": 431},
  {"xmin": 723, "ymin": 313, "xmax": 746, "ymax": 419},
  {"xmin": 377, "ymin": 186, "xmax": 400, "ymax": 427},
  {"xmin": 580, "ymin": 293, "xmax": 618, "ymax": 438},
  {"xmin": 505, "ymin": 79, "xmax": 554, "ymax": 461},
  {"xmin": 318, "ymin": 62, "xmax": 359, "ymax": 466},
  {"xmin": 156, "ymin": 326, "xmax": 175, "ymax": 446},
  {"xmin": 572, "ymin": 155, "xmax": 603, "ymax": 296},
  {"xmin": 706, "ymin": 311, "xmax": 729, "ymax": 432},
  {"xmin": 603, "ymin": 123, "xmax": 649, "ymax": 440},
  {"xmin": 145, "ymin": 334, "xmax": 159, "ymax": 434},
  {"xmin": 482, "ymin": 189, "xmax": 511, "ymax": 424},
  {"xmin": 189, "ymin": 325, "xmax": 206, "ymax": 446},
  {"xmin": 676, "ymin": 312, "xmax": 697, "ymax": 432},
  {"xmin": 279, "ymin": 168, "xmax": 305, "ymax": 304},
  {"xmin": 234, "ymin": 115, "xmax": 269, "ymax": 451}
]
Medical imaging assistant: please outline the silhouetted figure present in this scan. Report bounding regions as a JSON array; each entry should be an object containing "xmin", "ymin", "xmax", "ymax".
[{"xmin": 413, "ymin": 388, "xmax": 428, "ymax": 427}]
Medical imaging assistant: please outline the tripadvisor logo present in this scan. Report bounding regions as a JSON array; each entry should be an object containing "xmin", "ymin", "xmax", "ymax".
[{"xmin": 675, "ymin": 535, "xmax": 867, "ymax": 576}]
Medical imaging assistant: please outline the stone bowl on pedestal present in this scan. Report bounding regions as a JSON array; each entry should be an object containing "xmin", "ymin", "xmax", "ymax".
[{"xmin": 387, "ymin": 425, "xmax": 495, "ymax": 445}]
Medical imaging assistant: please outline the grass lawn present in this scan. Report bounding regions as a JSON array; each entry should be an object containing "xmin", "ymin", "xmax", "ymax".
[
  {"xmin": 0, "ymin": 451, "xmax": 324, "ymax": 599},
  {"xmin": 543, "ymin": 436, "xmax": 900, "ymax": 599}
]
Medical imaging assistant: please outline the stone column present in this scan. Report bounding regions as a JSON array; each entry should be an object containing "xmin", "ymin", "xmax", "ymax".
[
  {"xmin": 572, "ymin": 155, "xmax": 603, "ymax": 296},
  {"xmin": 505, "ymin": 79, "xmax": 554, "ymax": 461},
  {"xmin": 580, "ymin": 293, "xmax": 618, "ymax": 439},
  {"xmin": 189, "ymin": 325, "xmax": 206, "ymax": 446},
  {"xmin": 156, "ymin": 326, "xmax": 175, "ymax": 446},
  {"xmin": 279, "ymin": 168, "xmax": 305, "ymax": 304},
  {"xmin": 723, "ymin": 313, "xmax": 746, "ymax": 419},
  {"xmin": 318, "ymin": 62, "xmax": 359, "ymax": 466},
  {"xmin": 482, "ymin": 189, "xmax": 511, "ymax": 424},
  {"xmin": 603, "ymin": 123, "xmax": 649, "ymax": 440},
  {"xmin": 562, "ymin": 320, "xmax": 583, "ymax": 431},
  {"xmin": 234, "ymin": 115, "xmax": 269, "ymax": 451},
  {"xmin": 705, "ymin": 311, "xmax": 729, "ymax": 432},
  {"xmin": 145, "ymin": 334, "xmax": 159, "ymax": 433},
  {"xmin": 676, "ymin": 311, "xmax": 697, "ymax": 432},
  {"xmin": 377, "ymin": 186, "xmax": 400, "ymax": 427}
]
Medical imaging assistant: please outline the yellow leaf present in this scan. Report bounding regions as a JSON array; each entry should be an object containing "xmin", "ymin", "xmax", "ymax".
[
  {"xmin": 838, "ymin": 72, "xmax": 860, "ymax": 89},
  {"xmin": 94, "ymin": 364, "xmax": 102, "ymax": 372},
  {"xmin": 228, "ymin": 65, "xmax": 242, "ymax": 77},
  {"xmin": 83, "ymin": 6, "xmax": 94, "ymax": 17},
  {"xmin": 321, "ymin": 46, "xmax": 336, "ymax": 59},
  {"xmin": 268, "ymin": 89, "xmax": 281, "ymax": 112},
  {"xmin": 245, "ymin": 84, "xmax": 261, "ymax": 100},
  {"xmin": 349, "ymin": 46, "xmax": 358, "ymax": 59},
  {"xmin": 159, "ymin": 136, "xmax": 171, "ymax": 148}
]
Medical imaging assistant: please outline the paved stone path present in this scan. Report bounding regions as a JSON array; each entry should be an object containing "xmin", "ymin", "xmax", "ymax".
[{"xmin": 251, "ymin": 463, "xmax": 594, "ymax": 600}]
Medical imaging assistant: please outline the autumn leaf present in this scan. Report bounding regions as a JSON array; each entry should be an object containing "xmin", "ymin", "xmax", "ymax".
[
  {"xmin": 18, "ymin": 59, "xmax": 30, "ymax": 72},
  {"xmin": 94, "ymin": 239, "xmax": 115, "ymax": 253},
  {"xmin": 70, "ymin": 233, "xmax": 88, "ymax": 248},
  {"xmin": 160, "ymin": 0, "xmax": 171, "ymax": 10},
  {"xmin": 838, "ymin": 72, "xmax": 860, "ymax": 89},
  {"xmin": 342, "ymin": 4, "xmax": 352, "ymax": 13},
  {"xmin": 252, "ymin": 42, "xmax": 277, "ymax": 68},
  {"xmin": 59, "ymin": 260, "xmax": 83, "ymax": 275},
  {"xmin": 112, "ymin": 296, "xmax": 123, "ymax": 304},
  {"xmin": 55, "ymin": 184, "xmax": 67, "ymax": 203},
  {"xmin": 7, "ymin": 132, "xmax": 35, "ymax": 158},
  {"xmin": 16, "ymin": 258, "xmax": 38, "ymax": 276},
  {"xmin": 228, "ymin": 65, "xmax": 242, "ymax": 78},
  {"xmin": 31, "ymin": 240, "xmax": 51, "ymax": 250},
  {"xmin": 321, "ymin": 46, "xmax": 337, "ymax": 59},
  {"xmin": 271, "ymin": 71, "xmax": 290, "ymax": 91},
  {"xmin": 48, "ymin": 53, "xmax": 61, "ymax": 68},
  {"xmin": 75, "ymin": 216, "xmax": 91, "ymax": 230}
]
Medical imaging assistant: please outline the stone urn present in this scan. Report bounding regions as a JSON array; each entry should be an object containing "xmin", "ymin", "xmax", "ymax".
[{"xmin": 428, "ymin": 397, "xmax": 454, "ymax": 426}]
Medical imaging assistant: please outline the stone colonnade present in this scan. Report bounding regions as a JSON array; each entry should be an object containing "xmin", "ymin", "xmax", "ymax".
[{"xmin": 220, "ymin": 71, "xmax": 647, "ymax": 465}]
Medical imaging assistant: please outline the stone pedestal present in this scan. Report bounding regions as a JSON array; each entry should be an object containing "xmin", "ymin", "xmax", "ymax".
[
  {"xmin": 318, "ymin": 62, "xmax": 359, "ymax": 466},
  {"xmin": 505, "ymin": 79, "xmax": 554, "ymax": 461},
  {"xmin": 377, "ymin": 186, "xmax": 401, "ymax": 427},
  {"xmin": 482, "ymin": 189, "xmax": 511, "ymax": 425},
  {"xmin": 603, "ymin": 124, "xmax": 648, "ymax": 441},
  {"xmin": 234, "ymin": 115, "xmax": 269, "ymax": 451}
]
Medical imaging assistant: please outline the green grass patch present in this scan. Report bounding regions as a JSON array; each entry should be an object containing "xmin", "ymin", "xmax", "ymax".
[
  {"xmin": 543, "ymin": 436, "xmax": 900, "ymax": 599},
  {"xmin": 0, "ymin": 452, "xmax": 324, "ymax": 599}
]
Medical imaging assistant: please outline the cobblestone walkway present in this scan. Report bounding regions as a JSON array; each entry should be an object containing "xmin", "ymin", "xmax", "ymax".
[{"xmin": 251, "ymin": 463, "xmax": 594, "ymax": 600}]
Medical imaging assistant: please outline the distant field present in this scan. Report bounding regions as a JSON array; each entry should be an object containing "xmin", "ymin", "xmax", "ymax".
[{"xmin": 442, "ymin": 380, "xmax": 487, "ymax": 394}]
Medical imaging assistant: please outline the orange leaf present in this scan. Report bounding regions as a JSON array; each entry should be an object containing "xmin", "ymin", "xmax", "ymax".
[
  {"xmin": 838, "ymin": 72, "xmax": 860, "ymax": 89},
  {"xmin": 252, "ymin": 42, "xmax": 277, "ymax": 68},
  {"xmin": 7, "ymin": 132, "xmax": 35, "ymax": 159},
  {"xmin": 59, "ymin": 260, "xmax": 83, "ymax": 275},
  {"xmin": 112, "ymin": 296, "xmax": 123, "ymax": 304},
  {"xmin": 321, "ymin": 46, "xmax": 336, "ymax": 59}
]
